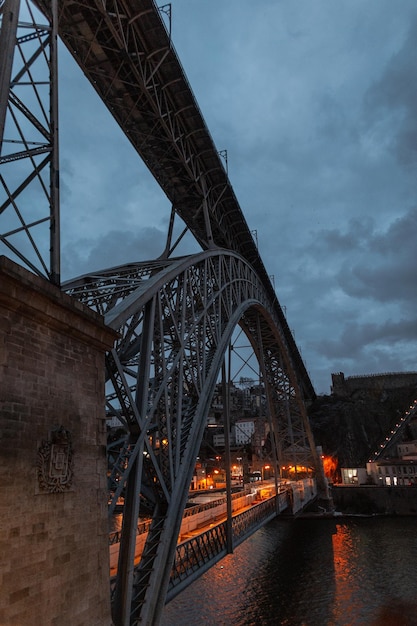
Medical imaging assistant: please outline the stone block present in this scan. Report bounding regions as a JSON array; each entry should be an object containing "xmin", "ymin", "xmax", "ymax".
[{"xmin": 0, "ymin": 257, "xmax": 117, "ymax": 625}]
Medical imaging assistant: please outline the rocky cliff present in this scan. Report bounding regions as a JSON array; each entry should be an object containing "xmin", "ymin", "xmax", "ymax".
[{"xmin": 308, "ymin": 380, "xmax": 417, "ymax": 472}]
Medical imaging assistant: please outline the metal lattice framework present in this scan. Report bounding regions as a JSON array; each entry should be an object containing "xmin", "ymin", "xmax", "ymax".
[
  {"xmin": 0, "ymin": 0, "xmax": 314, "ymax": 399},
  {"xmin": 167, "ymin": 495, "xmax": 281, "ymax": 602},
  {"xmin": 28, "ymin": 0, "xmax": 315, "ymax": 400},
  {"xmin": 0, "ymin": 0, "xmax": 60, "ymax": 284},
  {"xmin": 64, "ymin": 249, "xmax": 321, "ymax": 625},
  {"xmin": 1, "ymin": 2, "xmax": 325, "ymax": 624}
]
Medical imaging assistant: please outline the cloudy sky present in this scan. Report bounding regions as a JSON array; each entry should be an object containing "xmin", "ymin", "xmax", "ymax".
[{"xmin": 7, "ymin": 1, "xmax": 417, "ymax": 394}]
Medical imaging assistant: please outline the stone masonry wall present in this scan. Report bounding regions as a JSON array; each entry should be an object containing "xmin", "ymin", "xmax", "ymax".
[
  {"xmin": 331, "ymin": 371, "xmax": 417, "ymax": 396},
  {"xmin": 332, "ymin": 485, "xmax": 417, "ymax": 515},
  {"xmin": 0, "ymin": 257, "xmax": 117, "ymax": 626}
]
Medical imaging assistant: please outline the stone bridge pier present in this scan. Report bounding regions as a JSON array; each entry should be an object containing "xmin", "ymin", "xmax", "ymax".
[{"xmin": 0, "ymin": 257, "xmax": 116, "ymax": 626}]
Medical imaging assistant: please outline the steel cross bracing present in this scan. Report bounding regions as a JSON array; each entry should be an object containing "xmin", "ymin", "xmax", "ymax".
[
  {"xmin": 64, "ymin": 249, "xmax": 322, "ymax": 625},
  {"xmin": 0, "ymin": 0, "xmax": 60, "ymax": 284},
  {"xmin": 1, "ymin": 1, "xmax": 323, "ymax": 624},
  {"xmin": 167, "ymin": 495, "xmax": 280, "ymax": 602},
  {"xmin": 30, "ymin": 0, "xmax": 314, "ymax": 401}
]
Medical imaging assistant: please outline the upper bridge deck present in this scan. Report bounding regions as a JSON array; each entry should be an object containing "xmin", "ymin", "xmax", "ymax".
[{"xmin": 33, "ymin": 0, "xmax": 315, "ymax": 399}]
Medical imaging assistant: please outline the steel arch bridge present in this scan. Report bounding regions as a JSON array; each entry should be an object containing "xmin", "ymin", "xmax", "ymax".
[
  {"xmin": 0, "ymin": 1, "xmax": 327, "ymax": 624},
  {"xmin": 64, "ymin": 249, "xmax": 321, "ymax": 624}
]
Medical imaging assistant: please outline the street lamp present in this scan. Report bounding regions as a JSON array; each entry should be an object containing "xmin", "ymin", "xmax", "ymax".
[{"xmin": 262, "ymin": 464, "xmax": 271, "ymax": 480}]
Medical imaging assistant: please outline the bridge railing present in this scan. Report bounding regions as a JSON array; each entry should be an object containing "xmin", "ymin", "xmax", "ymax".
[
  {"xmin": 167, "ymin": 480, "xmax": 317, "ymax": 598},
  {"xmin": 110, "ymin": 480, "xmax": 317, "ymax": 602},
  {"xmin": 167, "ymin": 493, "xmax": 282, "ymax": 601},
  {"xmin": 108, "ymin": 479, "xmax": 315, "ymax": 549},
  {"xmin": 109, "ymin": 484, "xmax": 261, "ymax": 545},
  {"xmin": 287, "ymin": 478, "xmax": 317, "ymax": 515}
]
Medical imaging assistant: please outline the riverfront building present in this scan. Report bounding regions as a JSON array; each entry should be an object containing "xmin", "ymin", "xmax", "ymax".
[{"xmin": 341, "ymin": 439, "xmax": 417, "ymax": 486}]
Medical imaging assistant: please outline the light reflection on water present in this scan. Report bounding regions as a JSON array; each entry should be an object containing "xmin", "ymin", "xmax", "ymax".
[{"xmin": 161, "ymin": 517, "xmax": 417, "ymax": 626}]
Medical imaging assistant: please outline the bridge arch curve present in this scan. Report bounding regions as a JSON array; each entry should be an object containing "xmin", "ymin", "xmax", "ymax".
[{"xmin": 65, "ymin": 248, "xmax": 318, "ymax": 624}]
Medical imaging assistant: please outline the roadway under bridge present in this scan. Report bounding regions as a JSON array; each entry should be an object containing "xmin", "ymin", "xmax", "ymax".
[{"xmin": 0, "ymin": 2, "xmax": 329, "ymax": 625}]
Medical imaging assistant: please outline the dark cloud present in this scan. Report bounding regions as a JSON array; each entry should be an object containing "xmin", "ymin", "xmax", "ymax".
[
  {"xmin": 309, "ymin": 217, "xmax": 375, "ymax": 255},
  {"xmin": 371, "ymin": 206, "xmax": 417, "ymax": 254},
  {"xmin": 340, "ymin": 262, "xmax": 416, "ymax": 305},
  {"xmin": 316, "ymin": 318, "xmax": 417, "ymax": 361},
  {"xmin": 364, "ymin": 15, "xmax": 417, "ymax": 167},
  {"xmin": 62, "ymin": 228, "xmax": 167, "ymax": 281},
  {"xmin": 337, "ymin": 207, "xmax": 417, "ymax": 305},
  {"xmin": 21, "ymin": 0, "xmax": 417, "ymax": 394}
]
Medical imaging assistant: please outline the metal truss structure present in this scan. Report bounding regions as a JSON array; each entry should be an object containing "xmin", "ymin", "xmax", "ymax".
[
  {"xmin": 64, "ymin": 249, "xmax": 322, "ymax": 624},
  {"xmin": 0, "ymin": 0, "xmax": 60, "ymax": 284},
  {"xmin": 28, "ymin": 0, "xmax": 314, "ymax": 401},
  {"xmin": 1, "ymin": 1, "xmax": 326, "ymax": 625},
  {"xmin": 167, "ymin": 494, "xmax": 282, "ymax": 602}
]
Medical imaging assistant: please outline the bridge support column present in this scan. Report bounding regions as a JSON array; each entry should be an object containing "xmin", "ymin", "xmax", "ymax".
[{"xmin": 0, "ymin": 257, "xmax": 117, "ymax": 626}]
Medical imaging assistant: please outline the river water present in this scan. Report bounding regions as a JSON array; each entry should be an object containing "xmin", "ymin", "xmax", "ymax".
[{"xmin": 160, "ymin": 516, "xmax": 417, "ymax": 626}]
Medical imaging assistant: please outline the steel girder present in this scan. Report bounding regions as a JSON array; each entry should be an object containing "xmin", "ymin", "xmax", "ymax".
[
  {"xmin": 167, "ymin": 497, "xmax": 277, "ymax": 602},
  {"xmin": 0, "ymin": 0, "xmax": 60, "ymax": 284},
  {"xmin": 64, "ymin": 249, "xmax": 319, "ymax": 626},
  {"xmin": 32, "ymin": 0, "xmax": 247, "ymax": 253},
  {"xmin": 31, "ymin": 0, "xmax": 315, "ymax": 400}
]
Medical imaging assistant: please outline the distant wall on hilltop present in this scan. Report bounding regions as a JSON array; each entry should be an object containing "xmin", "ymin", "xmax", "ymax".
[
  {"xmin": 310, "ymin": 371, "xmax": 417, "ymax": 469},
  {"xmin": 331, "ymin": 371, "xmax": 417, "ymax": 397}
]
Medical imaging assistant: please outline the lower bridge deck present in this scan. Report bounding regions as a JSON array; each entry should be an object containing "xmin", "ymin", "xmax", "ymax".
[{"xmin": 110, "ymin": 479, "xmax": 317, "ymax": 601}]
